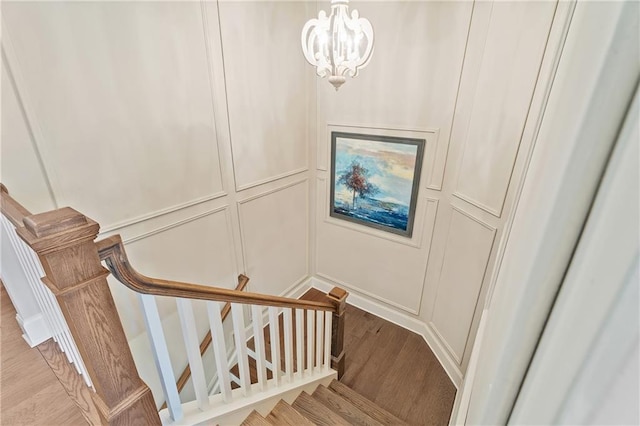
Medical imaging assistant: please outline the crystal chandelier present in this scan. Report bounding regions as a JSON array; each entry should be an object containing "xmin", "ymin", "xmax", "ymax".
[{"xmin": 301, "ymin": 0, "xmax": 374, "ymax": 90}]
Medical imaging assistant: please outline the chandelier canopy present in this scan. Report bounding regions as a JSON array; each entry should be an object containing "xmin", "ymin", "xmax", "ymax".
[{"xmin": 301, "ymin": 0, "xmax": 374, "ymax": 90}]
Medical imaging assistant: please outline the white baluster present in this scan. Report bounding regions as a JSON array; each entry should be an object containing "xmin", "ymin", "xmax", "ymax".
[
  {"xmin": 251, "ymin": 305, "xmax": 267, "ymax": 390},
  {"xmin": 176, "ymin": 298, "xmax": 209, "ymax": 409},
  {"xmin": 231, "ymin": 303, "xmax": 251, "ymax": 395},
  {"xmin": 295, "ymin": 309, "xmax": 304, "ymax": 378},
  {"xmin": 306, "ymin": 310, "xmax": 314, "ymax": 373},
  {"xmin": 316, "ymin": 310, "xmax": 323, "ymax": 372},
  {"xmin": 1, "ymin": 217, "xmax": 54, "ymax": 340},
  {"xmin": 229, "ymin": 372, "xmax": 241, "ymax": 387},
  {"xmin": 324, "ymin": 311, "xmax": 332, "ymax": 370},
  {"xmin": 268, "ymin": 307, "xmax": 281, "ymax": 385},
  {"xmin": 283, "ymin": 308, "xmax": 294, "ymax": 381},
  {"xmin": 139, "ymin": 294, "xmax": 182, "ymax": 421},
  {"xmin": 206, "ymin": 301, "xmax": 232, "ymax": 402}
]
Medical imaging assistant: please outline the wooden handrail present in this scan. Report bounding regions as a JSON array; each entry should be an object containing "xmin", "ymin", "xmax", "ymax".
[
  {"xmin": 159, "ymin": 277, "xmax": 249, "ymax": 410},
  {"xmin": 0, "ymin": 183, "xmax": 31, "ymax": 228},
  {"xmin": 96, "ymin": 235, "xmax": 336, "ymax": 312}
]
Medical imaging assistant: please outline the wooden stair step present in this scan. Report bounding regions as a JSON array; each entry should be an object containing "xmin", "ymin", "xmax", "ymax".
[
  {"xmin": 292, "ymin": 391, "xmax": 351, "ymax": 426},
  {"xmin": 241, "ymin": 410, "xmax": 271, "ymax": 426},
  {"xmin": 328, "ymin": 380, "xmax": 408, "ymax": 425},
  {"xmin": 265, "ymin": 400, "xmax": 314, "ymax": 426},
  {"xmin": 312, "ymin": 385, "xmax": 384, "ymax": 426}
]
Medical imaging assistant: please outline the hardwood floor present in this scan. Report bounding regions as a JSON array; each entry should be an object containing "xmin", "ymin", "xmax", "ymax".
[
  {"xmin": 302, "ymin": 289, "xmax": 457, "ymax": 426},
  {"xmin": 0, "ymin": 285, "xmax": 88, "ymax": 425}
]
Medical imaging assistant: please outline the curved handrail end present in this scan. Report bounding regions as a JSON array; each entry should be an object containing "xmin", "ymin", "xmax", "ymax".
[{"xmin": 95, "ymin": 235, "xmax": 336, "ymax": 311}]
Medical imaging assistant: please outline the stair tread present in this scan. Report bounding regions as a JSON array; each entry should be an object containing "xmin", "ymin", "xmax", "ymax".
[
  {"xmin": 312, "ymin": 385, "xmax": 385, "ymax": 426},
  {"xmin": 241, "ymin": 410, "xmax": 271, "ymax": 426},
  {"xmin": 265, "ymin": 400, "xmax": 314, "ymax": 426},
  {"xmin": 328, "ymin": 380, "xmax": 408, "ymax": 425},
  {"xmin": 292, "ymin": 391, "xmax": 351, "ymax": 426}
]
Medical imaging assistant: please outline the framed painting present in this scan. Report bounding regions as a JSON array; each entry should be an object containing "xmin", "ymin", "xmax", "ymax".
[{"xmin": 330, "ymin": 131, "xmax": 425, "ymax": 237}]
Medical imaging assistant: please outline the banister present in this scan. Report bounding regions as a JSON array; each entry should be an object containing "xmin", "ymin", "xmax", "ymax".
[
  {"xmin": 160, "ymin": 277, "xmax": 249, "ymax": 410},
  {"xmin": 3, "ymin": 181, "xmax": 350, "ymax": 422},
  {"xmin": 0, "ymin": 183, "xmax": 32, "ymax": 228},
  {"xmin": 96, "ymin": 235, "xmax": 337, "ymax": 312},
  {"xmin": 1, "ymin": 184, "xmax": 160, "ymax": 424}
]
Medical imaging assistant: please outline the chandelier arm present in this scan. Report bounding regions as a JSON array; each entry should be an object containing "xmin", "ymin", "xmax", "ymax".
[{"xmin": 301, "ymin": 0, "xmax": 374, "ymax": 90}]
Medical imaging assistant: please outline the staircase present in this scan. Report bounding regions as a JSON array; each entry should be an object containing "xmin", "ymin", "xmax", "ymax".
[
  {"xmin": 1, "ymin": 185, "xmax": 417, "ymax": 425},
  {"xmin": 0, "ymin": 184, "xmax": 350, "ymax": 425},
  {"xmin": 242, "ymin": 379, "xmax": 407, "ymax": 426}
]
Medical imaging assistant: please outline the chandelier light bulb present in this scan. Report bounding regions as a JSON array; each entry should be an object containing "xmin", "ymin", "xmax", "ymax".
[{"xmin": 301, "ymin": 0, "xmax": 374, "ymax": 90}]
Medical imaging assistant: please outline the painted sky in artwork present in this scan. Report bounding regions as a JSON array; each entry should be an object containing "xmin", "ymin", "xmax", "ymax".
[{"xmin": 334, "ymin": 136, "xmax": 418, "ymax": 208}]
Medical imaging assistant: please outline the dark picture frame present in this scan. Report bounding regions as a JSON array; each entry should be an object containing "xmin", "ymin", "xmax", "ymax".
[{"xmin": 330, "ymin": 131, "xmax": 425, "ymax": 238}]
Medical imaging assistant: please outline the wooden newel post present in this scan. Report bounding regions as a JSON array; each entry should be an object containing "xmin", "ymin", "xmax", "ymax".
[
  {"xmin": 327, "ymin": 287, "xmax": 348, "ymax": 379},
  {"xmin": 17, "ymin": 207, "xmax": 160, "ymax": 425}
]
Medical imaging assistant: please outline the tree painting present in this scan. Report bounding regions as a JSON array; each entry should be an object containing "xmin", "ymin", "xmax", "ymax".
[
  {"xmin": 331, "ymin": 132, "xmax": 425, "ymax": 237},
  {"xmin": 338, "ymin": 160, "xmax": 378, "ymax": 210}
]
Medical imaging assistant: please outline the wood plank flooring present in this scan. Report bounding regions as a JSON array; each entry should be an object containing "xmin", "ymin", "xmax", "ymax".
[
  {"xmin": 302, "ymin": 289, "xmax": 457, "ymax": 426},
  {"xmin": 0, "ymin": 284, "xmax": 88, "ymax": 425}
]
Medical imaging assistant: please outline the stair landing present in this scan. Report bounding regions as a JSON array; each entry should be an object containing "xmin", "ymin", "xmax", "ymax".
[{"xmin": 301, "ymin": 288, "xmax": 456, "ymax": 425}]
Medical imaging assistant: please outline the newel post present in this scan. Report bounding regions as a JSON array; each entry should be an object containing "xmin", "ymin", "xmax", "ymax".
[
  {"xmin": 327, "ymin": 287, "xmax": 348, "ymax": 378},
  {"xmin": 17, "ymin": 207, "xmax": 160, "ymax": 425}
]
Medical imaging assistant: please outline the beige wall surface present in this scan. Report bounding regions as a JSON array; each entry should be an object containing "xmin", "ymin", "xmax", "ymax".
[
  {"xmin": 2, "ymin": 0, "xmax": 563, "ymax": 397},
  {"xmin": 312, "ymin": 0, "xmax": 560, "ymax": 378},
  {"xmin": 1, "ymin": 0, "xmax": 313, "ymax": 403}
]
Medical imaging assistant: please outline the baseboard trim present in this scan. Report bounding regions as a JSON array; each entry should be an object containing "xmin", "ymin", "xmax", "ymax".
[
  {"xmin": 16, "ymin": 313, "xmax": 51, "ymax": 347},
  {"xmin": 309, "ymin": 277, "xmax": 463, "ymax": 388}
]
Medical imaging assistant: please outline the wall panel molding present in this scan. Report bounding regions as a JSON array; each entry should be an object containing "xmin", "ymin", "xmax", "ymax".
[
  {"xmin": 1, "ymin": 31, "xmax": 62, "ymax": 208},
  {"xmin": 121, "ymin": 204, "xmax": 228, "ymax": 245},
  {"xmin": 452, "ymin": 190, "xmax": 503, "ymax": 218},
  {"xmin": 316, "ymin": 173, "xmax": 440, "ymax": 313},
  {"xmin": 219, "ymin": 1, "xmax": 310, "ymax": 191},
  {"xmin": 236, "ymin": 167, "xmax": 309, "ymax": 193},
  {"xmin": 450, "ymin": 1, "xmax": 557, "ymax": 218},
  {"xmin": 429, "ymin": 321, "xmax": 463, "ymax": 364},
  {"xmin": 199, "ymin": 0, "xmax": 230, "ymax": 196},
  {"xmin": 316, "ymin": 271, "xmax": 420, "ymax": 315},
  {"xmin": 3, "ymin": 2, "xmax": 226, "ymax": 227},
  {"xmin": 100, "ymin": 191, "xmax": 227, "ymax": 234},
  {"xmin": 237, "ymin": 179, "xmax": 309, "ymax": 296},
  {"xmin": 236, "ymin": 177, "xmax": 309, "ymax": 206},
  {"xmin": 430, "ymin": 206, "xmax": 497, "ymax": 362}
]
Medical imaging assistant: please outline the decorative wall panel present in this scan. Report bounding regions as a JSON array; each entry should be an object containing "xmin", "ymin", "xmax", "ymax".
[
  {"xmin": 219, "ymin": 1, "xmax": 310, "ymax": 190},
  {"xmin": 430, "ymin": 208, "xmax": 496, "ymax": 362},
  {"xmin": 2, "ymin": 2, "xmax": 225, "ymax": 228},
  {"xmin": 238, "ymin": 180, "xmax": 309, "ymax": 296},
  {"xmin": 316, "ymin": 1, "xmax": 473, "ymax": 175},
  {"xmin": 452, "ymin": 1, "xmax": 556, "ymax": 216},
  {"xmin": 0, "ymin": 61, "xmax": 56, "ymax": 213}
]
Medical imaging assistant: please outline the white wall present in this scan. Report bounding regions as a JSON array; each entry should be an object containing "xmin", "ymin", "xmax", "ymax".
[
  {"xmin": 1, "ymin": 0, "xmax": 572, "ymax": 402},
  {"xmin": 311, "ymin": 0, "xmax": 560, "ymax": 382},
  {"xmin": 1, "ymin": 0, "xmax": 313, "ymax": 404},
  {"xmin": 458, "ymin": 1, "xmax": 640, "ymax": 423},
  {"xmin": 510, "ymin": 85, "xmax": 639, "ymax": 424}
]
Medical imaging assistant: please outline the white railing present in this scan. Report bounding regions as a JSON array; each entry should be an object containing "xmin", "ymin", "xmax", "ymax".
[
  {"xmin": 0, "ymin": 214, "xmax": 93, "ymax": 388},
  {"xmin": 139, "ymin": 294, "xmax": 334, "ymax": 425}
]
